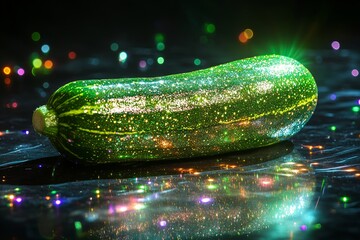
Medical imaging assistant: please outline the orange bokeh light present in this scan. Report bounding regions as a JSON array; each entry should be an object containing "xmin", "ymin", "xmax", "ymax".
[
  {"xmin": 3, "ymin": 66, "xmax": 11, "ymax": 75},
  {"xmin": 44, "ymin": 60, "xmax": 53, "ymax": 69}
]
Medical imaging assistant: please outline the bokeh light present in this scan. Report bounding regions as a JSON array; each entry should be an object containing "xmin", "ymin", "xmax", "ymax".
[
  {"xmin": 156, "ymin": 42, "xmax": 165, "ymax": 51},
  {"xmin": 3, "ymin": 66, "xmax": 11, "ymax": 75},
  {"xmin": 44, "ymin": 60, "xmax": 53, "ymax": 69},
  {"xmin": 139, "ymin": 60, "xmax": 147, "ymax": 69},
  {"xmin": 4, "ymin": 78, "xmax": 11, "ymax": 85},
  {"xmin": 119, "ymin": 51, "xmax": 127, "ymax": 63},
  {"xmin": 17, "ymin": 68, "xmax": 25, "ymax": 76},
  {"xmin": 41, "ymin": 44, "xmax": 50, "ymax": 54},
  {"xmin": 194, "ymin": 58, "xmax": 201, "ymax": 66},
  {"xmin": 154, "ymin": 33, "xmax": 165, "ymax": 43},
  {"xmin": 352, "ymin": 106, "xmax": 360, "ymax": 113},
  {"xmin": 68, "ymin": 51, "xmax": 77, "ymax": 60},
  {"xmin": 157, "ymin": 57, "xmax": 165, "ymax": 64},
  {"xmin": 331, "ymin": 41, "xmax": 340, "ymax": 50},
  {"xmin": 204, "ymin": 23, "xmax": 216, "ymax": 34},
  {"xmin": 32, "ymin": 58, "xmax": 42, "ymax": 68},
  {"xmin": 110, "ymin": 42, "xmax": 119, "ymax": 51},
  {"xmin": 238, "ymin": 28, "xmax": 254, "ymax": 44},
  {"xmin": 31, "ymin": 32, "xmax": 41, "ymax": 41},
  {"xmin": 351, "ymin": 69, "xmax": 359, "ymax": 77}
]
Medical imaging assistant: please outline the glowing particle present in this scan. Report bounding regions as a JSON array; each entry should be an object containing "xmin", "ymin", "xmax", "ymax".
[
  {"xmin": 351, "ymin": 69, "xmax": 359, "ymax": 77},
  {"xmin": 352, "ymin": 106, "xmax": 360, "ymax": 112},
  {"xmin": 300, "ymin": 224, "xmax": 307, "ymax": 231},
  {"xmin": 43, "ymin": 82, "xmax": 50, "ymax": 88},
  {"xmin": 74, "ymin": 221, "xmax": 82, "ymax": 231},
  {"xmin": 156, "ymin": 42, "xmax": 165, "ymax": 51},
  {"xmin": 331, "ymin": 41, "xmax": 340, "ymax": 50},
  {"xmin": 139, "ymin": 60, "xmax": 147, "ymax": 69},
  {"xmin": 194, "ymin": 58, "xmax": 201, "ymax": 66},
  {"xmin": 68, "ymin": 51, "xmax": 77, "ymax": 60},
  {"xmin": 17, "ymin": 68, "xmax": 25, "ymax": 76},
  {"xmin": 95, "ymin": 189, "xmax": 100, "ymax": 194},
  {"xmin": 207, "ymin": 184, "xmax": 217, "ymax": 190},
  {"xmin": 157, "ymin": 57, "xmax": 165, "ymax": 64},
  {"xmin": 259, "ymin": 177, "xmax": 273, "ymax": 187},
  {"xmin": 51, "ymin": 190, "xmax": 57, "ymax": 195},
  {"xmin": 21, "ymin": 130, "xmax": 29, "ymax": 135},
  {"xmin": 119, "ymin": 51, "xmax": 127, "ymax": 63},
  {"xmin": 55, "ymin": 199, "xmax": 61, "ymax": 205},
  {"xmin": 15, "ymin": 197, "xmax": 22, "ymax": 203},
  {"xmin": 116, "ymin": 206, "xmax": 128, "ymax": 212},
  {"xmin": 244, "ymin": 28, "xmax": 254, "ymax": 39},
  {"xmin": 32, "ymin": 58, "xmax": 42, "ymax": 68},
  {"xmin": 31, "ymin": 32, "xmax": 41, "ymax": 41},
  {"xmin": 330, "ymin": 126, "xmax": 336, "ymax": 131},
  {"xmin": 4, "ymin": 78, "xmax": 11, "ymax": 85},
  {"xmin": 159, "ymin": 220, "xmax": 167, "ymax": 227},
  {"xmin": 329, "ymin": 93, "xmax": 336, "ymax": 100},
  {"xmin": 154, "ymin": 33, "xmax": 165, "ymax": 43},
  {"xmin": 3, "ymin": 66, "xmax": 11, "ymax": 75},
  {"xmin": 238, "ymin": 31, "xmax": 248, "ymax": 43},
  {"xmin": 41, "ymin": 44, "xmax": 50, "ymax": 53},
  {"xmin": 200, "ymin": 197, "xmax": 212, "ymax": 203},
  {"xmin": 147, "ymin": 58, "xmax": 154, "ymax": 65},
  {"xmin": 204, "ymin": 23, "xmax": 216, "ymax": 34},
  {"xmin": 44, "ymin": 60, "xmax": 53, "ymax": 69},
  {"xmin": 110, "ymin": 42, "xmax": 119, "ymax": 51},
  {"xmin": 3, "ymin": 67, "xmax": 12, "ymax": 76},
  {"xmin": 340, "ymin": 196, "xmax": 349, "ymax": 203},
  {"xmin": 313, "ymin": 223, "xmax": 322, "ymax": 229},
  {"xmin": 134, "ymin": 203, "xmax": 145, "ymax": 210},
  {"xmin": 11, "ymin": 102, "xmax": 18, "ymax": 108}
]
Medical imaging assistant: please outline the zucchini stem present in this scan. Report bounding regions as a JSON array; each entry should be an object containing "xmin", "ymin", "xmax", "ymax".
[{"xmin": 32, "ymin": 105, "xmax": 58, "ymax": 137}]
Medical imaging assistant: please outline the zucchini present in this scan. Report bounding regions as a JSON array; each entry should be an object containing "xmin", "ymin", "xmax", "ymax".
[{"xmin": 32, "ymin": 54, "xmax": 318, "ymax": 164}]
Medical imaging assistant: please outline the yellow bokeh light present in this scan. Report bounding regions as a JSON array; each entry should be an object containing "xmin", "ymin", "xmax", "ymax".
[
  {"xmin": 3, "ymin": 66, "xmax": 11, "ymax": 75},
  {"xmin": 244, "ymin": 29, "xmax": 254, "ymax": 39},
  {"xmin": 33, "ymin": 58, "xmax": 42, "ymax": 68}
]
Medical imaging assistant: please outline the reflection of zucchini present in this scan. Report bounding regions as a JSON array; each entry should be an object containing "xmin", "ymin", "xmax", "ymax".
[{"xmin": 32, "ymin": 55, "xmax": 317, "ymax": 163}]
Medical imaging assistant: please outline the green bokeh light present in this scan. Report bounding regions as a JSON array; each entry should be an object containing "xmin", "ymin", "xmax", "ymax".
[
  {"xmin": 154, "ymin": 33, "xmax": 165, "ymax": 43},
  {"xmin": 156, "ymin": 42, "xmax": 165, "ymax": 51},
  {"xmin": 352, "ymin": 106, "xmax": 360, "ymax": 112},
  {"xmin": 110, "ymin": 42, "xmax": 119, "ymax": 52},
  {"xmin": 340, "ymin": 196, "xmax": 349, "ymax": 203},
  {"xmin": 157, "ymin": 57, "xmax": 164, "ymax": 64},
  {"xmin": 74, "ymin": 221, "xmax": 82, "ymax": 231},
  {"xmin": 194, "ymin": 58, "xmax": 201, "ymax": 66},
  {"xmin": 204, "ymin": 23, "xmax": 216, "ymax": 34},
  {"xmin": 32, "ymin": 58, "xmax": 42, "ymax": 68},
  {"xmin": 31, "ymin": 32, "xmax": 41, "ymax": 41}
]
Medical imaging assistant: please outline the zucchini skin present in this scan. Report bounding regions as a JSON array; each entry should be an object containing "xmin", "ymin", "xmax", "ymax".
[{"xmin": 32, "ymin": 55, "xmax": 318, "ymax": 164}]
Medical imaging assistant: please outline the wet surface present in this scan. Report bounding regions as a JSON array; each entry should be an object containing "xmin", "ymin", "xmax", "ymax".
[
  {"xmin": 1, "ymin": 1, "xmax": 360, "ymax": 238},
  {"xmin": 1, "ymin": 48, "xmax": 360, "ymax": 239}
]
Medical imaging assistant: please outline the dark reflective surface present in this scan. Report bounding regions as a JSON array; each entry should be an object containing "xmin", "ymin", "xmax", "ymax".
[
  {"xmin": 1, "ymin": 49, "xmax": 360, "ymax": 239},
  {"xmin": 1, "ymin": 2, "xmax": 360, "ymax": 239}
]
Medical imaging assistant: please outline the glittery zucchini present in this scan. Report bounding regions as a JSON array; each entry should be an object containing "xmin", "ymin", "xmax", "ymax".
[{"xmin": 32, "ymin": 54, "xmax": 317, "ymax": 164}]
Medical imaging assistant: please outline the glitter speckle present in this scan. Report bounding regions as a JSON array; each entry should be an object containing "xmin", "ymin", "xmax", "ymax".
[{"xmin": 32, "ymin": 55, "xmax": 317, "ymax": 163}]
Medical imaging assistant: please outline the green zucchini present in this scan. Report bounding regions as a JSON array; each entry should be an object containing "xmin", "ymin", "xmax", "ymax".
[{"xmin": 32, "ymin": 54, "xmax": 318, "ymax": 164}]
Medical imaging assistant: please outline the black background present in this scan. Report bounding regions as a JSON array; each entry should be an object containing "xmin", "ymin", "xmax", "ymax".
[{"xmin": 1, "ymin": 0, "xmax": 360, "ymax": 64}]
